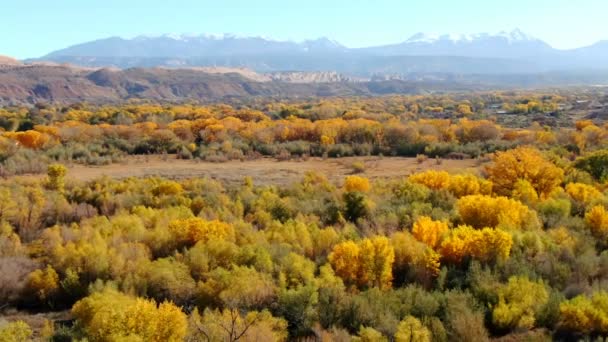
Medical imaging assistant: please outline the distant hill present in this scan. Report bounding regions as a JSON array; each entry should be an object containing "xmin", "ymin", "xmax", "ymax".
[
  {"xmin": 2, "ymin": 63, "xmax": 608, "ymax": 105},
  {"xmin": 0, "ymin": 64, "xmax": 491, "ymax": 105},
  {"xmin": 31, "ymin": 30, "xmax": 608, "ymax": 75}
]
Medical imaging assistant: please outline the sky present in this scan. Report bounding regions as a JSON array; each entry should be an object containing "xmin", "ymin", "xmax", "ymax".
[{"xmin": 3, "ymin": 0, "xmax": 607, "ymax": 59}]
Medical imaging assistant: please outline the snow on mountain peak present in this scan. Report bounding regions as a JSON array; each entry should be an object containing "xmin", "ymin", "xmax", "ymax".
[{"xmin": 405, "ymin": 29, "xmax": 537, "ymax": 44}]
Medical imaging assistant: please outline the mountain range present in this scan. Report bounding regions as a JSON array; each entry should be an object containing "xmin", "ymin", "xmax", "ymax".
[{"xmin": 31, "ymin": 29, "xmax": 608, "ymax": 75}]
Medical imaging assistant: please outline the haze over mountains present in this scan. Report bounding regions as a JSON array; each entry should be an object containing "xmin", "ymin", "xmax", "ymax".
[
  {"xmin": 3, "ymin": 29, "xmax": 608, "ymax": 104},
  {"xmin": 33, "ymin": 29, "xmax": 608, "ymax": 75}
]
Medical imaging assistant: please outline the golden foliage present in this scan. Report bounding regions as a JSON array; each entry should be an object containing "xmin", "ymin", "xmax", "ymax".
[
  {"xmin": 344, "ymin": 175, "xmax": 371, "ymax": 193},
  {"xmin": 439, "ymin": 226, "xmax": 512, "ymax": 264},
  {"xmin": 485, "ymin": 146, "xmax": 564, "ymax": 197},
  {"xmin": 448, "ymin": 174, "xmax": 493, "ymax": 198},
  {"xmin": 71, "ymin": 289, "xmax": 188, "ymax": 342},
  {"xmin": 491, "ymin": 277, "xmax": 548, "ymax": 330},
  {"xmin": 26, "ymin": 265, "xmax": 59, "ymax": 301},
  {"xmin": 457, "ymin": 195, "xmax": 539, "ymax": 230},
  {"xmin": 559, "ymin": 291, "xmax": 608, "ymax": 335},
  {"xmin": 585, "ymin": 205, "xmax": 608, "ymax": 238},
  {"xmin": 0, "ymin": 321, "xmax": 32, "ymax": 342},
  {"xmin": 329, "ymin": 237, "xmax": 395, "ymax": 289},
  {"xmin": 409, "ymin": 171, "xmax": 450, "ymax": 191},
  {"xmin": 168, "ymin": 218, "xmax": 235, "ymax": 248},
  {"xmin": 411, "ymin": 216, "xmax": 449, "ymax": 249},
  {"xmin": 566, "ymin": 182, "xmax": 603, "ymax": 206},
  {"xmin": 395, "ymin": 316, "xmax": 431, "ymax": 342}
]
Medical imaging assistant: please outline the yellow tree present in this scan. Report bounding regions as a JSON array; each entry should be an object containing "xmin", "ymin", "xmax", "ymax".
[
  {"xmin": 395, "ymin": 316, "xmax": 431, "ymax": 342},
  {"xmin": 411, "ymin": 216, "xmax": 449, "ymax": 249},
  {"xmin": 559, "ymin": 291, "xmax": 608, "ymax": 335},
  {"xmin": 566, "ymin": 183, "xmax": 603, "ymax": 208},
  {"xmin": 585, "ymin": 205, "xmax": 608, "ymax": 239},
  {"xmin": 456, "ymin": 195, "xmax": 539, "ymax": 230},
  {"xmin": 485, "ymin": 146, "xmax": 564, "ymax": 198},
  {"xmin": 26, "ymin": 265, "xmax": 59, "ymax": 303},
  {"xmin": 448, "ymin": 174, "xmax": 493, "ymax": 198},
  {"xmin": 329, "ymin": 237, "xmax": 395, "ymax": 289},
  {"xmin": 439, "ymin": 226, "xmax": 512, "ymax": 264},
  {"xmin": 491, "ymin": 277, "xmax": 549, "ymax": 331},
  {"xmin": 409, "ymin": 171, "xmax": 451, "ymax": 191},
  {"xmin": 0, "ymin": 321, "xmax": 33, "ymax": 342},
  {"xmin": 344, "ymin": 175, "xmax": 370, "ymax": 193},
  {"xmin": 71, "ymin": 288, "xmax": 187, "ymax": 342},
  {"xmin": 168, "ymin": 218, "xmax": 235, "ymax": 249},
  {"xmin": 46, "ymin": 163, "xmax": 67, "ymax": 193},
  {"xmin": 358, "ymin": 236, "xmax": 395, "ymax": 290},
  {"xmin": 328, "ymin": 240, "xmax": 360, "ymax": 286}
]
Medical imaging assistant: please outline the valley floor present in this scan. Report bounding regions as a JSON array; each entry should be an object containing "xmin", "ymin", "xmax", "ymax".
[{"xmin": 27, "ymin": 155, "xmax": 481, "ymax": 185}]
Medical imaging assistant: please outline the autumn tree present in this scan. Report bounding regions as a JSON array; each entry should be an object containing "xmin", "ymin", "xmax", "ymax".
[
  {"xmin": 585, "ymin": 205, "xmax": 608, "ymax": 239},
  {"xmin": 168, "ymin": 218, "xmax": 235, "ymax": 250},
  {"xmin": 328, "ymin": 237, "xmax": 395, "ymax": 290},
  {"xmin": 411, "ymin": 216, "xmax": 449, "ymax": 249},
  {"xmin": 491, "ymin": 276, "xmax": 549, "ymax": 331},
  {"xmin": 559, "ymin": 291, "xmax": 608, "ymax": 336},
  {"xmin": 456, "ymin": 195, "xmax": 539, "ymax": 230},
  {"xmin": 395, "ymin": 316, "xmax": 431, "ymax": 342},
  {"xmin": 358, "ymin": 236, "xmax": 395, "ymax": 289},
  {"xmin": 485, "ymin": 146, "xmax": 564, "ymax": 198},
  {"xmin": 409, "ymin": 171, "xmax": 450, "ymax": 191},
  {"xmin": 0, "ymin": 320, "xmax": 33, "ymax": 342},
  {"xmin": 343, "ymin": 175, "xmax": 370, "ymax": 193},
  {"xmin": 71, "ymin": 288, "xmax": 188, "ymax": 342},
  {"xmin": 188, "ymin": 308, "xmax": 288, "ymax": 342},
  {"xmin": 25, "ymin": 265, "xmax": 59, "ymax": 305},
  {"xmin": 439, "ymin": 226, "xmax": 512, "ymax": 264},
  {"xmin": 46, "ymin": 163, "xmax": 67, "ymax": 193},
  {"xmin": 342, "ymin": 176, "xmax": 373, "ymax": 222}
]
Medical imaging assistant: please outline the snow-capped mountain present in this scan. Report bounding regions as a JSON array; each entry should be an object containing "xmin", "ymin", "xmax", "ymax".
[
  {"xmin": 360, "ymin": 29, "xmax": 554, "ymax": 59},
  {"xmin": 35, "ymin": 30, "xmax": 608, "ymax": 74},
  {"xmin": 404, "ymin": 29, "xmax": 536, "ymax": 44},
  {"xmin": 43, "ymin": 34, "xmax": 348, "ymax": 59}
]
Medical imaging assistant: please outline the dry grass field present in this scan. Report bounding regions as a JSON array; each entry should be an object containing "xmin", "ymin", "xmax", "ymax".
[{"xmin": 56, "ymin": 155, "xmax": 482, "ymax": 185}]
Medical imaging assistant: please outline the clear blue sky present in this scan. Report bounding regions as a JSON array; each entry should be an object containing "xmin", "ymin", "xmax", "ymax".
[{"xmin": 3, "ymin": 0, "xmax": 607, "ymax": 59}]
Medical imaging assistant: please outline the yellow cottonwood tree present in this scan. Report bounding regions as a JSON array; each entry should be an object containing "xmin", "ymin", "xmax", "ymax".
[
  {"xmin": 329, "ymin": 237, "xmax": 395, "ymax": 289},
  {"xmin": 559, "ymin": 291, "xmax": 608, "ymax": 335},
  {"xmin": 344, "ymin": 175, "xmax": 370, "ymax": 193},
  {"xmin": 71, "ymin": 289, "xmax": 187, "ymax": 342},
  {"xmin": 412, "ymin": 216, "xmax": 449, "ymax": 249},
  {"xmin": 395, "ymin": 316, "xmax": 431, "ymax": 342},
  {"xmin": 491, "ymin": 276, "xmax": 548, "ymax": 330},
  {"xmin": 409, "ymin": 171, "xmax": 451, "ymax": 191},
  {"xmin": 486, "ymin": 146, "xmax": 564, "ymax": 198},
  {"xmin": 168, "ymin": 218, "xmax": 235, "ymax": 249},
  {"xmin": 585, "ymin": 205, "xmax": 608, "ymax": 238},
  {"xmin": 457, "ymin": 195, "xmax": 539, "ymax": 230},
  {"xmin": 439, "ymin": 226, "xmax": 512, "ymax": 264}
]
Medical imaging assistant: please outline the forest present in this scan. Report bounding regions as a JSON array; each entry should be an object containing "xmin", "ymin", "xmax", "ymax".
[{"xmin": 1, "ymin": 90, "xmax": 608, "ymax": 341}]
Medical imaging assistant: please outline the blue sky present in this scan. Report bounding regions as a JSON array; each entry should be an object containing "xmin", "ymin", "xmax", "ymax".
[{"xmin": 3, "ymin": 0, "xmax": 607, "ymax": 59}]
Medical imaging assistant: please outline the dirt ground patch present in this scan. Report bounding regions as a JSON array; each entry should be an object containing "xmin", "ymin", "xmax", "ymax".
[{"xmin": 59, "ymin": 155, "xmax": 482, "ymax": 185}]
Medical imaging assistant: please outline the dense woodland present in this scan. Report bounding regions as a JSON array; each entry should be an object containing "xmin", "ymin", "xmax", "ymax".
[
  {"xmin": 0, "ymin": 90, "xmax": 606, "ymax": 176},
  {"xmin": 1, "ymin": 91, "xmax": 608, "ymax": 341}
]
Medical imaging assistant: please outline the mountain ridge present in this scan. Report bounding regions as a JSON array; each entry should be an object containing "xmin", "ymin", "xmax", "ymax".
[{"xmin": 14, "ymin": 29, "xmax": 608, "ymax": 79}]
